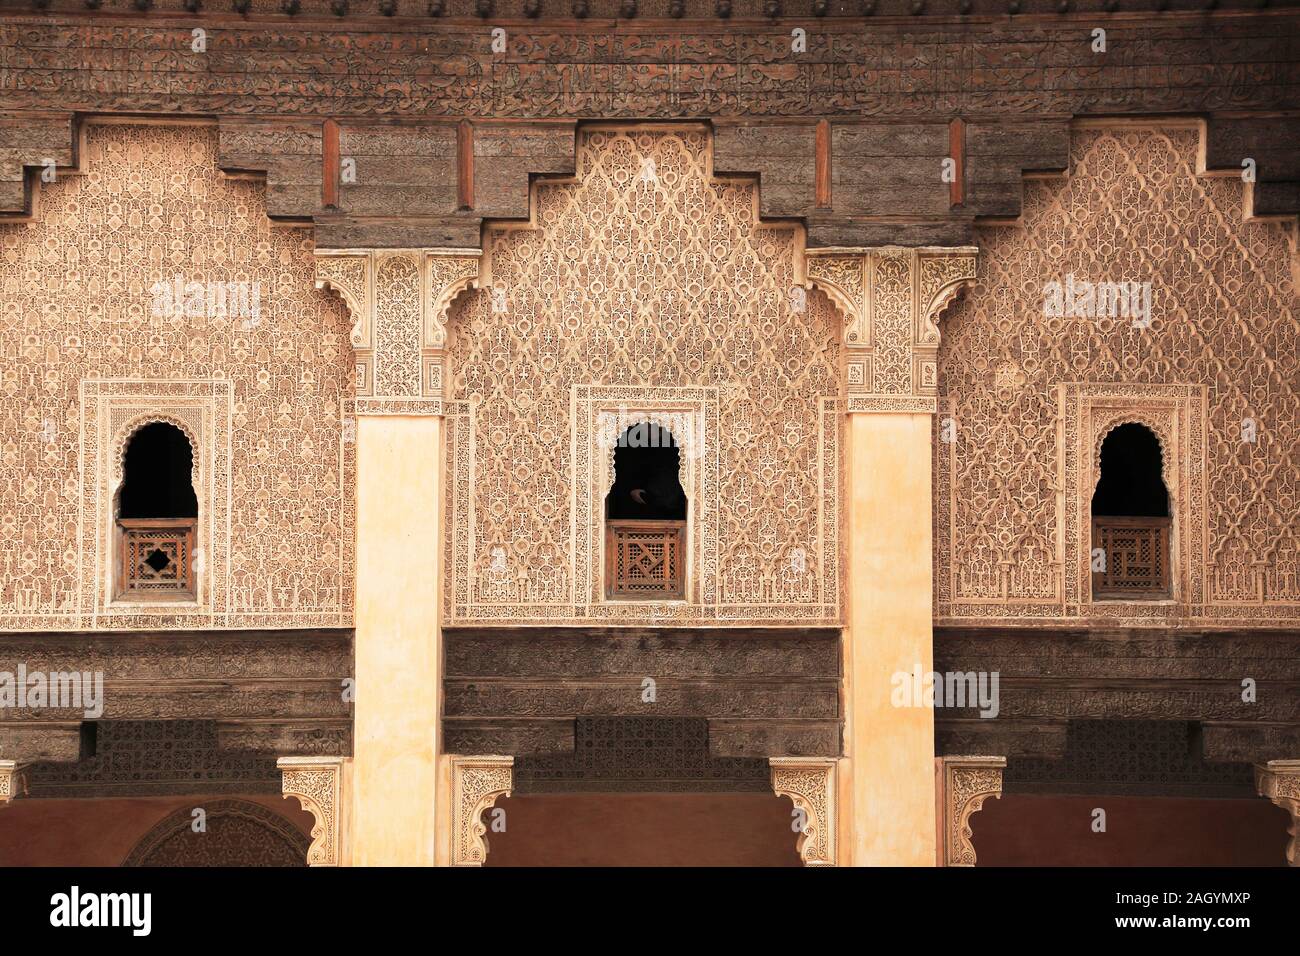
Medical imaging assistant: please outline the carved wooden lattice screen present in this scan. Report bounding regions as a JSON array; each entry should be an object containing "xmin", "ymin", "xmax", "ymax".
[
  {"xmin": 1091, "ymin": 517, "xmax": 1171, "ymax": 599},
  {"xmin": 118, "ymin": 519, "xmax": 196, "ymax": 597},
  {"xmin": 606, "ymin": 520, "xmax": 685, "ymax": 599}
]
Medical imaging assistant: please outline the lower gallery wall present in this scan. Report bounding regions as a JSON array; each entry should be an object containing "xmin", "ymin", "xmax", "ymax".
[
  {"xmin": 970, "ymin": 795, "xmax": 1291, "ymax": 867},
  {"xmin": 484, "ymin": 794, "xmax": 802, "ymax": 867},
  {"xmin": 0, "ymin": 796, "xmax": 315, "ymax": 866}
]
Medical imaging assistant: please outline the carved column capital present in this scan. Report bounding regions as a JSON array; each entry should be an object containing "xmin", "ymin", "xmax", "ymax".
[
  {"xmin": 1254, "ymin": 759, "xmax": 1300, "ymax": 866},
  {"xmin": 279, "ymin": 755, "xmax": 348, "ymax": 866},
  {"xmin": 770, "ymin": 756, "xmax": 838, "ymax": 866},
  {"xmin": 451, "ymin": 755, "xmax": 513, "ymax": 868},
  {"xmin": 315, "ymin": 248, "xmax": 481, "ymax": 416},
  {"xmin": 806, "ymin": 246, "xmax": 978, "ymax": 414},
  {"xmin": 938, "ymin": 754, "xmax": 1005, "ymax": 866},
  {"xmin": 0, "ymin": 760, "xmax": 29, "ymax": 808}
]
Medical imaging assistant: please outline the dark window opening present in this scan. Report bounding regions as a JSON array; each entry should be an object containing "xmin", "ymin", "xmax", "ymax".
[
  {"xmin": 1091, "ymin": 422, "xmax": 1171, "ymax": 600},
  {"xmin": 119, "ymin": 422, "xmax": 198, "ymax": 520},
  {"xmin": 116, "ymin": 422, "xmax": 198, "ymax": 599},
  {"xmin": 1091, "ymin": 422, "xmax": 1169, "ymax": 518},
  {"xmin": 605, "ymin": 423, "xmax": 687, "ymax": 521},
  {"xmin": 605, "ymin": 423, "xmax": 687, "ymax": 600}
]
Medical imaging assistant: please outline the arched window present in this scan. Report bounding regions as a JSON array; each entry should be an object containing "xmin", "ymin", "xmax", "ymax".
[
  {"xmin": 605, "ymin": 423, "xmax": 687, "ymax": 599},
  {"xmin": 1091, "ymin": 423, "xmax": 1171, "ymax": 599},
  {"xmin": 116, "ymin": 422, "xmax": 198, "ymax": 599}
]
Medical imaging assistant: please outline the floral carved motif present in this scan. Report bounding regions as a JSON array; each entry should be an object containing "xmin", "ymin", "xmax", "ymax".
[
  {"xmin": 0, "ymin": 124, "xmax": 354, "ymax": 631},
  {"xmin": 315, "ymin": 248, "xmax": 481, "ymax": 414},
  {"xmin": 936, "ymin": 126, "xmax": 1297, "ymax": 626},
  {"xmin": 1254, "ymin": 759, "xmax": 1300, "ymax": 867},
  {"xmin": 939, "ymin": 755, "xmax": 1005, "ymax": 867},
  {"xmin": 0, "ymin": 760, "xmax": 29, "ymax": 807},
  {"xmin": 770, "ymin": 756, "xmax": 837, "ymax": 866},
  {"xmin": 122, "ymin": 798, "xmax": 310, "ymax": 867},
  {"xmin": 451, "ymin": 755, "xmax": 513, "ymax": 867},
  {"xmin": 278, "ymin": 755, "xmax": 347, "ymax": 867},
  {"xmin": 444, "ymin": 127, "xmax": 842, "ymax": 626},
  {"xmin": 807, "ymin": 247, "xmax": 978, "ymax": 414}
]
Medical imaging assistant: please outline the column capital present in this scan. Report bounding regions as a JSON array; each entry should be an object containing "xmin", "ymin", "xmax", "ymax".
[
  {"xmin": 450, "ymin": 755, "xmax": 513, "ymax": 867},
  {"xmin": 770, "ymin": 756, "xmax": 838, "ymax": 866},
  {"xmin": 938, "ymin": 754, "xmax": 1005, "ymax": 866},
  {"xmin": 315, "ymin": 248, "xmax": 482, "ymax": 416},
  {"xmin": 0, "ymin": 760, "xmax": 29, "ymax": 808},
  {"xmin": 279, "ymin": 755, "xmax": 349, "ymax": 866},
  {"xmin": 1254, "ymin": 759, "xmax": 1300, "ymax": 866},
  {"xmin": 806, "ymin": 246, "xmax": 978, "ymax": 414}
]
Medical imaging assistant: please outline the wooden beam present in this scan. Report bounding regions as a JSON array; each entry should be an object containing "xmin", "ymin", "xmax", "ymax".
[
  {"xmin": 815, "ymin": 119, "xmax": 832, "ymax": 208},
  {"xmin": 457, "ymin": 119, "xmax": 474, "ymax": 211},
  {"xmin": 948, "ymin": 116, "xmax": 965, "ymax": 207},
  {"xmin": 321, "ymin": 118, "xmax": 340, "ymax": 209}
]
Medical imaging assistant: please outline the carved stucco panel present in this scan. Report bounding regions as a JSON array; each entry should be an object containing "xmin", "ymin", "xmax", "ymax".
[
  {"xmin": 279, "ymin": 755, "xmax": 347, "ymax": 867},
  {"xmin": 0, "ymin": 123, "xmax": 354, "ymax": 631},
  {"xmin": 451, "ymin": 755, "xmax": 513, "ymax": 868},
  {"xmin": 939, "ymin": 755, "xmax": 1005, "ymax": 867},
  {"xmin": 443, "ymin": 127, "xmax": 842, "ymax": 627},
  {"xmin": 937, "ymin": 125, "xmax": 1299, "ymax": 627},
  {"xmin": 1254, "ymin": 760, "xmax": 1300, "ymax": 867},
  {"xmin": 770, "ymin": 756, "xmax": 837, "ymax": 866},
  {"xmin": 807, "ymin": 247, "xmax": 977, "ymax": 414},
  {"xmin": 80, "ymin": 380, "xmax": 231, "ymax": 627}
]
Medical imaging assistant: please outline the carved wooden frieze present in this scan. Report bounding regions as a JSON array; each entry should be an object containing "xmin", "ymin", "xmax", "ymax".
[
  {"xmin": 807, "ymin": 246, "xmax": 977, "ymax": 414},
  {"xmin": 938, "ymin": 754, "xmax": 1004, "ymax": 867},
  {"xmin": 0, "ymin": 17, "xmax": 1293, "ymax": 122},
  {"xmin": 450, "ymin": 754, "xmax": 513, "ymax": 867},
  {"xmin": 770, "ymin": 756, "xmax": 837, "ymax": 866},
  {"xmin": 279, "ymin": 755, "xmax": 348, "ymax": 867},
  {"xmin": 1254, "ymin": 759, "xmax": 1300, "ymax": 867},
  {"xmin": 315, "ymin": 248, "xmax": 481, "ymax": 415}
]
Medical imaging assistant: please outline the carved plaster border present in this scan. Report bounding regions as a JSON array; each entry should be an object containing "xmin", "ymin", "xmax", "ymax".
[
  {"xmin": 0, "ymin": 761, "xmax": 29, "ymax": 808},
  {"xmin": 938, "ymin": 755, "xmax": 1005, "ymax": 867},
  {"xmin": 79, "ymin": 379, "xmax": 232, "ymax": 627},
  {"xmin": 806, "ymin": 246, "xmax": 978, "ymax": 414},
  {"xmin": 1254, "ymin": 759, "xmax": 1300, "ymax": 867},
  {"xmin": 279, "ymin": 755, "xmax": 348, "ymax": 867},
  {"xmin": 770, "ymin": 756, "xmax": 837, "ymax": 866},
  {"xmin": 1061, "ymin": 383, "xmax": 1207, "ymax": 620},
  {"xmin": 314, "ymin": 248, "xmax": 481, "ymax": 414},
  {"xmin": 450, "ymin": 755, "xmax": 513, "ymax": 867}
]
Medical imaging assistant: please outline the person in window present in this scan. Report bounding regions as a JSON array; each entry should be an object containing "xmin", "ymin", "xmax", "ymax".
[{"xmin": 607, "ymin": 426, "xmax": 687, "ymax": 521}]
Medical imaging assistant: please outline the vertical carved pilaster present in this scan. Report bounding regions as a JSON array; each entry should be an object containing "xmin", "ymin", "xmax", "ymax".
[
  {"xmin": 0, "ymin": 761, "xmax": 29, "ymax": 808},
  {"xmin": 806, "ymin": 246, "xmax": 977, "ymax": 413},
  {"xmin": 1254, "ymin": 759, "xmax": 1300, "ymax": 867},
  {"xmin": 315, "ymin": 250, "xmax": 372, "ymax": 397},
  {"xmin": 770, "ymin": 756, "xmax": 837, "ymax": 866},
  {"xmin": 315, "ymin": 248, "xmax": 481, "ymax": 415},
  {"xmin": 279, "ymin": 755, "xmax": 347, "ymax": 867},
  {"xmin": 939, "ymin": 755, "xmax": 1005, "ymax": 866},
  {"xmin": 451, "ymin": 755, "xmax": 513, "ymax": 867},
  {"xmin": 426, "ymin": 251, "xmax": 481, "ymax": 402}
]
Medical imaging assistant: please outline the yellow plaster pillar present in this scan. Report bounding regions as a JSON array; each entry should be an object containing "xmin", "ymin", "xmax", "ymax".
[
  {"xmin": 352, "ymin": 414, "xmax": 443, "ymax": 865},
  {"xmin": 844, "ymin": 411, "xmax": 937, "ymax": 866},
  {"xmin": 316, "ymin": 247, "xmax": 481, "ymax": 866},
  {"xmin": 808, "ymin": 246, "xmax": 978, "ymax": 867}
]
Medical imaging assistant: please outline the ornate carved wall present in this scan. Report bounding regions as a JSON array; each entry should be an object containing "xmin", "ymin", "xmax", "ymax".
[
  {"xmin": 936, "ymin": 124, "xmax": 1299, "ymax": 627},
  {"xmin": 0, "ymin": 123, "xmax": 355, "ymax": 630},
  {"xmin": 444, "ymin": 126, "xmax": 842, "ymax": 625}
]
